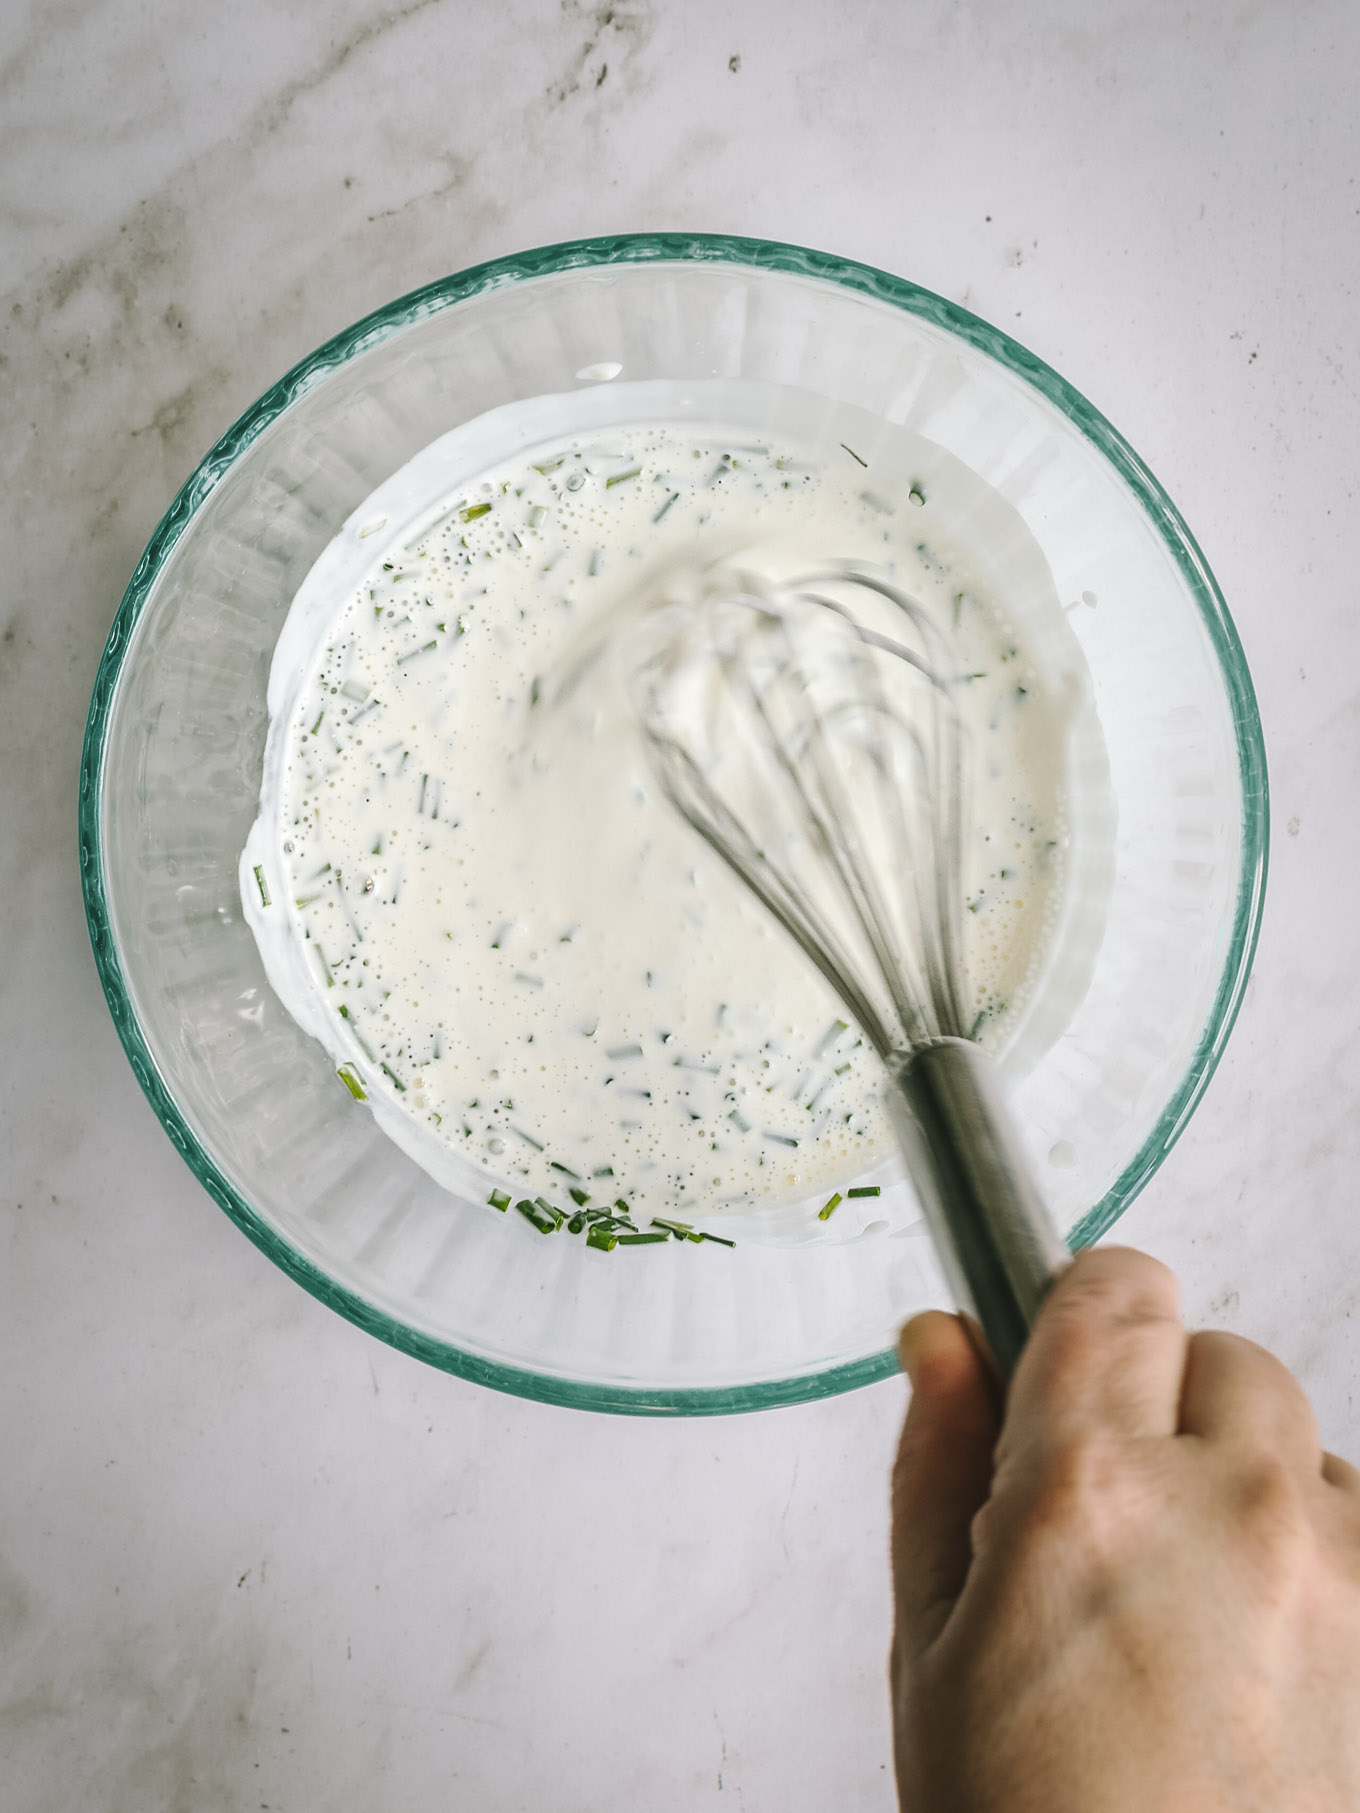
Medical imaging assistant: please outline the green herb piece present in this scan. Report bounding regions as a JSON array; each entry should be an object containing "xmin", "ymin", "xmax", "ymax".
[
  {"xmin": 397, "ymin": 640, "xmax": 438, "ymax": 664},
  {"xmin": 764, "ymin": 1131, "xmax": 799, "ymax": 1148},
  {"xmin": 591, "ymin": 1166, "xmax": 615, "ymax": 1177},
  {"xmin": 568, "ymin": 1186, "xmax": 591, "ymax": 1206},
  {"xmin": 605, "ymin": 1044, "xmax": 643, "ymax": 1061},
  {"xmin": 614, "ymin": 1198, "xmax": 633, "ymax": 1216},
  {"xmin": 566, "ymin": 1213, "xmax": 587, "ymax": 1234},
  {"xmin": 336, "ymin": 1064, "xmax": 366, "ymax": 1101},
  {"xmin": 586, "ymin": 1225, "xmax": 618, "ymax": 1252},
  {"xmin": 847, "ymin": 1186, "xmax": 881, "ymax": 1198},
  {"xmin": 909, "ymin": 484, "xmax": 927, "ymax": 506},
  {"xmin": 617, "ymin": 1232, "xmax": 668, "ymax": 1246},
  {"xmin": 652, "ymin": 491, "xmax": 680, "ymax": 523},
  {"xmin": 650, "ymin": 1217, "xmax": 694, "ymax": 1237},
  {"xmin": 605, "ymin": 466, "xmax": 641, "ymax": 488},
  {"xmin": 550, "ymin": 1161, "xmax": 581, "ymax": 1180},
  {"xmin": 310, "ymin": 710, "xmax": 324, "ymax": 736},
  {"xmin": 380, "ymin": 1062, "xmax": 406, "ymax": 1092},
  {"xmin": 460, "ymin": 502, "xmax": 492, "ymax": 521},
  {"xmin": 253, "ymin": 865, "xmax": 271, "ymax": 908},
  {"xmin": 533, "ymin": 1196, "xmax": 565, "ymax": 1229},
  {"xmin": 488, "ymin": 1189, "xmax": 511, "ymax": 1212},
  {"xmin": 839, "ymin": 442, "xmax": 867, "ymax": 467},
  {"xmin": 697, "ymin": 1231, "xmax": 735, "ymax": 1248},
  {"xmin": 509, "ymin": 1125, "xmax": 545, "ymax": 1150},
  {"xmin": 515, "ymin": 1198, "xmax": 557, "ymax": 1234},
  {"xmin": 728, "ymin": 1110, "xmax": 750, "ymax": 1133},
  {"xmin": 818, "ymin": 1192, "xmax": 843, "ymax": 1222}
]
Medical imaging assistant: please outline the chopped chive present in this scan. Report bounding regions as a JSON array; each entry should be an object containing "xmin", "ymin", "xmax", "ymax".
[
  {"xmin": 834, "ymin": 1063, "xmax": 851, "ymax": 1076},
  {"xmin": 613, "ymin": 1198, "xmax": 633, "ymax": 1215},
  {"xmin": 379, "ymin": 1062, "xmax": 406, "ymax": 1092},
  {"xmin": 509, "ymin": 1125, "xmax": 545, "ymax": 1151},
  {"xmin": 253, "ymin": 865, "xmax": 271, "ymax": 908},
  {"xmin": 591, "ymin": 1165, "xmax": 615, "ymax": 1178},
  {"xmin": 586, "ymin": 1225, "xmax": 618, "ymax": 1252},
  {"xmin": 460, "ymin": 502, "xmax": 492, "ymax": 521},
  {"xmin": 534, "ymin": 1196, "xmax": 565, "ymax": 1228},
  {"xmin": 814, "ymin": 1019, "xmax": 848, "ymax": 1057},
  {"xmin": 487, "ymin": 1189, "xmax": 511, "ymax": 1212},
  {"xmin": 764, "ymin": 1131, "xmax": 799, "ymax": 1148},
  {"xmin": 617, "ymin": 1232, "xmax": 668, "ymax": 1246},
  {"xmin": 605, "ymin": 466, "xmax": 641, "ymax": 488},
  {"xmin": 515, "ymin": 1199, "xmax": 557, "ymax": 1234},
  {"xmin": 728, "ymin": 1110, "xmax": 750, "ymax": 1133},
  {"xmin": 310, "ymin": 711, "xmax": 324, "ymax": 736},
  {"xmin": 650, "ymin": 1217, "xmax": 694, "ymax": 1237},
  {"xmin": 909, "ymin": 484, "xmax": 927, "ymax": 506},
  {"xmin": 605, "ymin": 1044, "xmax": 643, "ymax": 1061},
  {"xmin": 514, "ymin": 972, "xmax": 544, "ymax": 989},
  {"xmin": 818, "ymin": 1192, "xmax": 843, "ymax": 1222},
  {"xmin": 567, "ymin": 1213, "xmax": 586, "ymax": 1234},
  {"xmin": 839, "ymin": 442, "xmax": 867, "ymax": 467},
  {"xmin": 847, "ymin": 1186, "xmax": 881, "ymax": 1199},
  {"xmin": 336, "ymin": 1064, "xmax": 366, "ymax": 1101},
  {"xmin": 697, "ymin": 1231, "xmax": 735, "ymax": 1248},
  {"xmin": 568, "ymin": 1186, "xmax": 591, "ymax": 1206},
  {"xmin": 652, "ymin": 491, "xmax": 680, "ymax": 523},
  {"xmin": 550, "ymin": 1161, "xmax": 581, "ymax": 1180},
  {"xmin": 396, "ymin": 640, "xmax": 438, "ymax": 664}
]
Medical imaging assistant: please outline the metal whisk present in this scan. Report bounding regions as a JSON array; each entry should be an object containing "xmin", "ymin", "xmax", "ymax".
[{"xmin": 630, "ymin": 561, "xmax": 1068, "ymax": 1379}]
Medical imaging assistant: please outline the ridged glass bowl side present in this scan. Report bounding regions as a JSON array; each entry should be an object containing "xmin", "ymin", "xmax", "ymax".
[{"xmin": 79, "ymin": 234, "xmax": 1268, "ymax": 1414}]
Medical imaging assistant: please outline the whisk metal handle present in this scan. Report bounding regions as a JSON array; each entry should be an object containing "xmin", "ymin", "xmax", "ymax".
[{"xmin": 886, "ymin": 1039, "xmax": 1069, "ymax": 1381}]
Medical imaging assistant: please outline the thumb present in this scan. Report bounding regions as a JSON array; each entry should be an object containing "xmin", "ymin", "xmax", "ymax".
[{"xmin": 891, "ymin": 1312, "xmax": 1002, "ymax": 1664}]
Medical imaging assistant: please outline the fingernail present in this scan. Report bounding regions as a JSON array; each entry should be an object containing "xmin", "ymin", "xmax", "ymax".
[{"xmin": 897, "ymin": 1316, "xmax": 932, "ymax": 1384}]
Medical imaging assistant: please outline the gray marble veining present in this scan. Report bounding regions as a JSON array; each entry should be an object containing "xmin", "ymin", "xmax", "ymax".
[{"xmin": 4, "ymin": 1, "xmax": 1360, "ymax": 1806}]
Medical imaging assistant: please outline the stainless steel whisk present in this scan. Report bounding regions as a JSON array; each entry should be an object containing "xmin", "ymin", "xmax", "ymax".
[{"xmin": 630, "ymin": 561, "xmax": 1068, "ymax": 1379}]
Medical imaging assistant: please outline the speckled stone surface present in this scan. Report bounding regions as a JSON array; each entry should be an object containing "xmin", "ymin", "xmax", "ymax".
[{"xmin": 3, "ymin": 3, "xmax": 1359, "ymax": 1806}]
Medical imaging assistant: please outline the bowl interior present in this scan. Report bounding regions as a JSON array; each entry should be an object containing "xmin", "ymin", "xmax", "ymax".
[{"xmin": 81, "ymin": 236, "xmax": 1267, "ymax": 1412}]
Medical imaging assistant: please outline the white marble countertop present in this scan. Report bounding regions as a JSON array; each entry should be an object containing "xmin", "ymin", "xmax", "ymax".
[{"xmin": 4, "ymin": 2, "xmax": 1359, "ymax": 1806}]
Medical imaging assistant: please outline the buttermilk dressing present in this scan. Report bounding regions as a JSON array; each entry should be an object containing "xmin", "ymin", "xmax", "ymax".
[{"xmin": 243, "ymin": 385, "xmax": 1086, "ymax": 1231}]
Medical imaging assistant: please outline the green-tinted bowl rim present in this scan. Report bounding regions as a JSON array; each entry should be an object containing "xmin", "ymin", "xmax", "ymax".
[{"xmin": 78, "ymin": 232, "xmax": 1269, "ymax": 1416}]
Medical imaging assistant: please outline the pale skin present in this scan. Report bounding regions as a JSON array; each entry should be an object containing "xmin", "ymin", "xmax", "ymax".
[{"xmin": 890, "ymin": 1247, "xmax": 1360, "ymax": 1812}]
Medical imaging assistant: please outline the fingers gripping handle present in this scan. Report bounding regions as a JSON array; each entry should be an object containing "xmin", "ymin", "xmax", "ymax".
[{"xmin": 887, "ymin": 1039, "xmax": 1069, "ymax": 1380}]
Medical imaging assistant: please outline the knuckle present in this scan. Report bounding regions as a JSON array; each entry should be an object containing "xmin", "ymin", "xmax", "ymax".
[
  {"xmin": 1232, "ymin": 1452, "xmax": 1310, "ymax": 1541},
  {"xmin": 1010, "ymin": 1433, "xmax": 1141, "ymax": 1566},
  {"xmin": 1053, "ymin": 1246, "xmax": 1178, "ymax": 1324}
]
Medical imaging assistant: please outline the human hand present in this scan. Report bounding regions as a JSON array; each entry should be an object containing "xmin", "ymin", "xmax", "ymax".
[{"xmin": 890, "ymin": 1247, "xmax": 1360, "ymax": 1812}]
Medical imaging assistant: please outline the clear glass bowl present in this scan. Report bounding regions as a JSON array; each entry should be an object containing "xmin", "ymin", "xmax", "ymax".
[{"xmin": 80, "ymin": 235, "xmax": 1267, "ymax": 1414}]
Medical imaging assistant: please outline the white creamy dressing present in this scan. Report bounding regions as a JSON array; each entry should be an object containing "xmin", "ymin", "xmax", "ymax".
[{"xmin": 243, "ymin": 382, "xmax": 1092, "ymax": 1234}]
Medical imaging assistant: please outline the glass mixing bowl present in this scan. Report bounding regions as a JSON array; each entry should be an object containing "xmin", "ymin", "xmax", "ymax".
[{"xmin": 80, "ymin": 235, "xmax": 1267, "ymax": 1414}]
